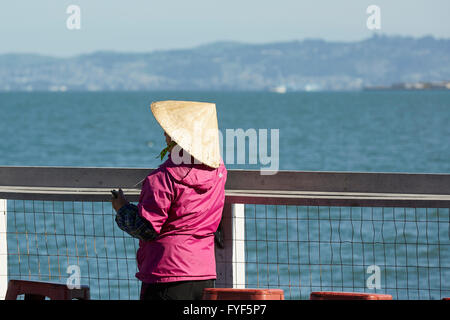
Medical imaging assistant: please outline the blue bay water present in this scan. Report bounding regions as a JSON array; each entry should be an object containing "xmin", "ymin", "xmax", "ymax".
[
  {"xmin": 1, "ymin": 91, "xmax": 449, "ymax": 299},
  {"xmin": 0, "ymin": 91, "xmax": 449, "ymax": 172}
]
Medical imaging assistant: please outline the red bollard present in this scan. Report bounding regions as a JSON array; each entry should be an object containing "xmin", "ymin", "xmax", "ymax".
[
  {"xmin": 5, "ymin": 279, "xmax": 90, "ymax": 300},
  {"xmin": 203, "ymin": 288, "xmax": 284, "ymax": 300},
  {"xmin": 310, "ymin": 291, "xmax": 392, "ymax": 300}
]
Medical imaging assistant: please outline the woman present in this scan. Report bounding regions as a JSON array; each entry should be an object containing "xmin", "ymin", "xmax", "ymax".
[{"xmin": 111, "ymin": 100, "xmax": 227, "ymax": 300}]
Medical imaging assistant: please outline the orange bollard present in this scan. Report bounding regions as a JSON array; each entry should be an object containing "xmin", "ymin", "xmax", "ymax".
[{"xmin": 203, "ymin": 288, "xmax": 284, "ymax": 300}]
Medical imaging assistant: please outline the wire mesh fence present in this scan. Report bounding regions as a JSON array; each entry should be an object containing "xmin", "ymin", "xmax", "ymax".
[
  {"xmin": 1, "ymin": 199, "xmax": 449, "ymax": 300},
  {"xmin": 4, "ymin": 200, "xmax": 140, "ymax": 299},
  {"xmin": 242, "ymin": 205, "xmax": 449, "ymax": 300}
]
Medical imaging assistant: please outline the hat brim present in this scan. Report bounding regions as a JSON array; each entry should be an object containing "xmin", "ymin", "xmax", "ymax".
[{"xmin": 151, "ymin": 100, "xmax": 221, "ymax": 168}]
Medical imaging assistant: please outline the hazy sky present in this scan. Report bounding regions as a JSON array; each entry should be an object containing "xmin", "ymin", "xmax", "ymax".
[{"xmin": 1, "ymin": 0, "xmax": 449, "ymax": 56}]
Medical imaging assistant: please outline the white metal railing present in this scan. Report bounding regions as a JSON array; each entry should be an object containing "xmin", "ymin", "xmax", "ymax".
[{"xmin": 0, "ymin": 166, "xmax": 449, "ymax": 299}]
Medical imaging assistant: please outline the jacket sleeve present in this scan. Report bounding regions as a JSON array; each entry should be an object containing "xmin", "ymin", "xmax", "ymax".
[
  {"xmin": 137, "ymin": 169, "xmax": 174, "ymax": 234},
  {"xmin": 115, "ymin": 203, "xmax": 158, "ymax": 241}
]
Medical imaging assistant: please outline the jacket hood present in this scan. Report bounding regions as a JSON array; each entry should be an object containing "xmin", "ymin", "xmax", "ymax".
[{"xmin": 164, "ymin": 154, "xmax": 224, "ymax": 192}]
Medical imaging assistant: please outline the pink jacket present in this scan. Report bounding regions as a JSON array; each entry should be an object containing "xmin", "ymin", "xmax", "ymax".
[{"xmin": 135, "ymin": 154, "xmax": 227, "ymax": 283}]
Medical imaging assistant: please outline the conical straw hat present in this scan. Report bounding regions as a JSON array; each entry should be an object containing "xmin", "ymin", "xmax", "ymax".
[{"xmin": 151, "ymin": 100, "xmax": 221, "ymax": 168}]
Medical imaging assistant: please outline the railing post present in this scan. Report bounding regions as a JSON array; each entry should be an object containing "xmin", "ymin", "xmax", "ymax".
[
  {"xmin": 231, "ymin": 203, "xmax": 246, "ymax": 288},
  {"xmin": 215, "ymin": 203, "xmax": 246, "ymax": 288},
  {"xmin": 0, "ymin": 199, "xmax": 7, "ymax": 300}
]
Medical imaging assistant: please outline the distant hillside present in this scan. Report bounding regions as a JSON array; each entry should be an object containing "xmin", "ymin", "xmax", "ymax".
[{"xmin": 1, "ymin": 35, "xmax": 449, "ymax": 91}]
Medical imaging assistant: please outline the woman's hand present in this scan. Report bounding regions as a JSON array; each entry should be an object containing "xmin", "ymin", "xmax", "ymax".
[{"xmin": 111, "ymin": 188, "xmax": 129, "ymax": 212}]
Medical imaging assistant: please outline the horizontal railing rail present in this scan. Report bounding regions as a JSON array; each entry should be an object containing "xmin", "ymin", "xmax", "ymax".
[
  {"xmin": 1, "ymin": 166, "xmax": 450, "ymax": 194},
  {"xmin": 1, "ymin": 166, "xmax": 450, "ymax": 207}
]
